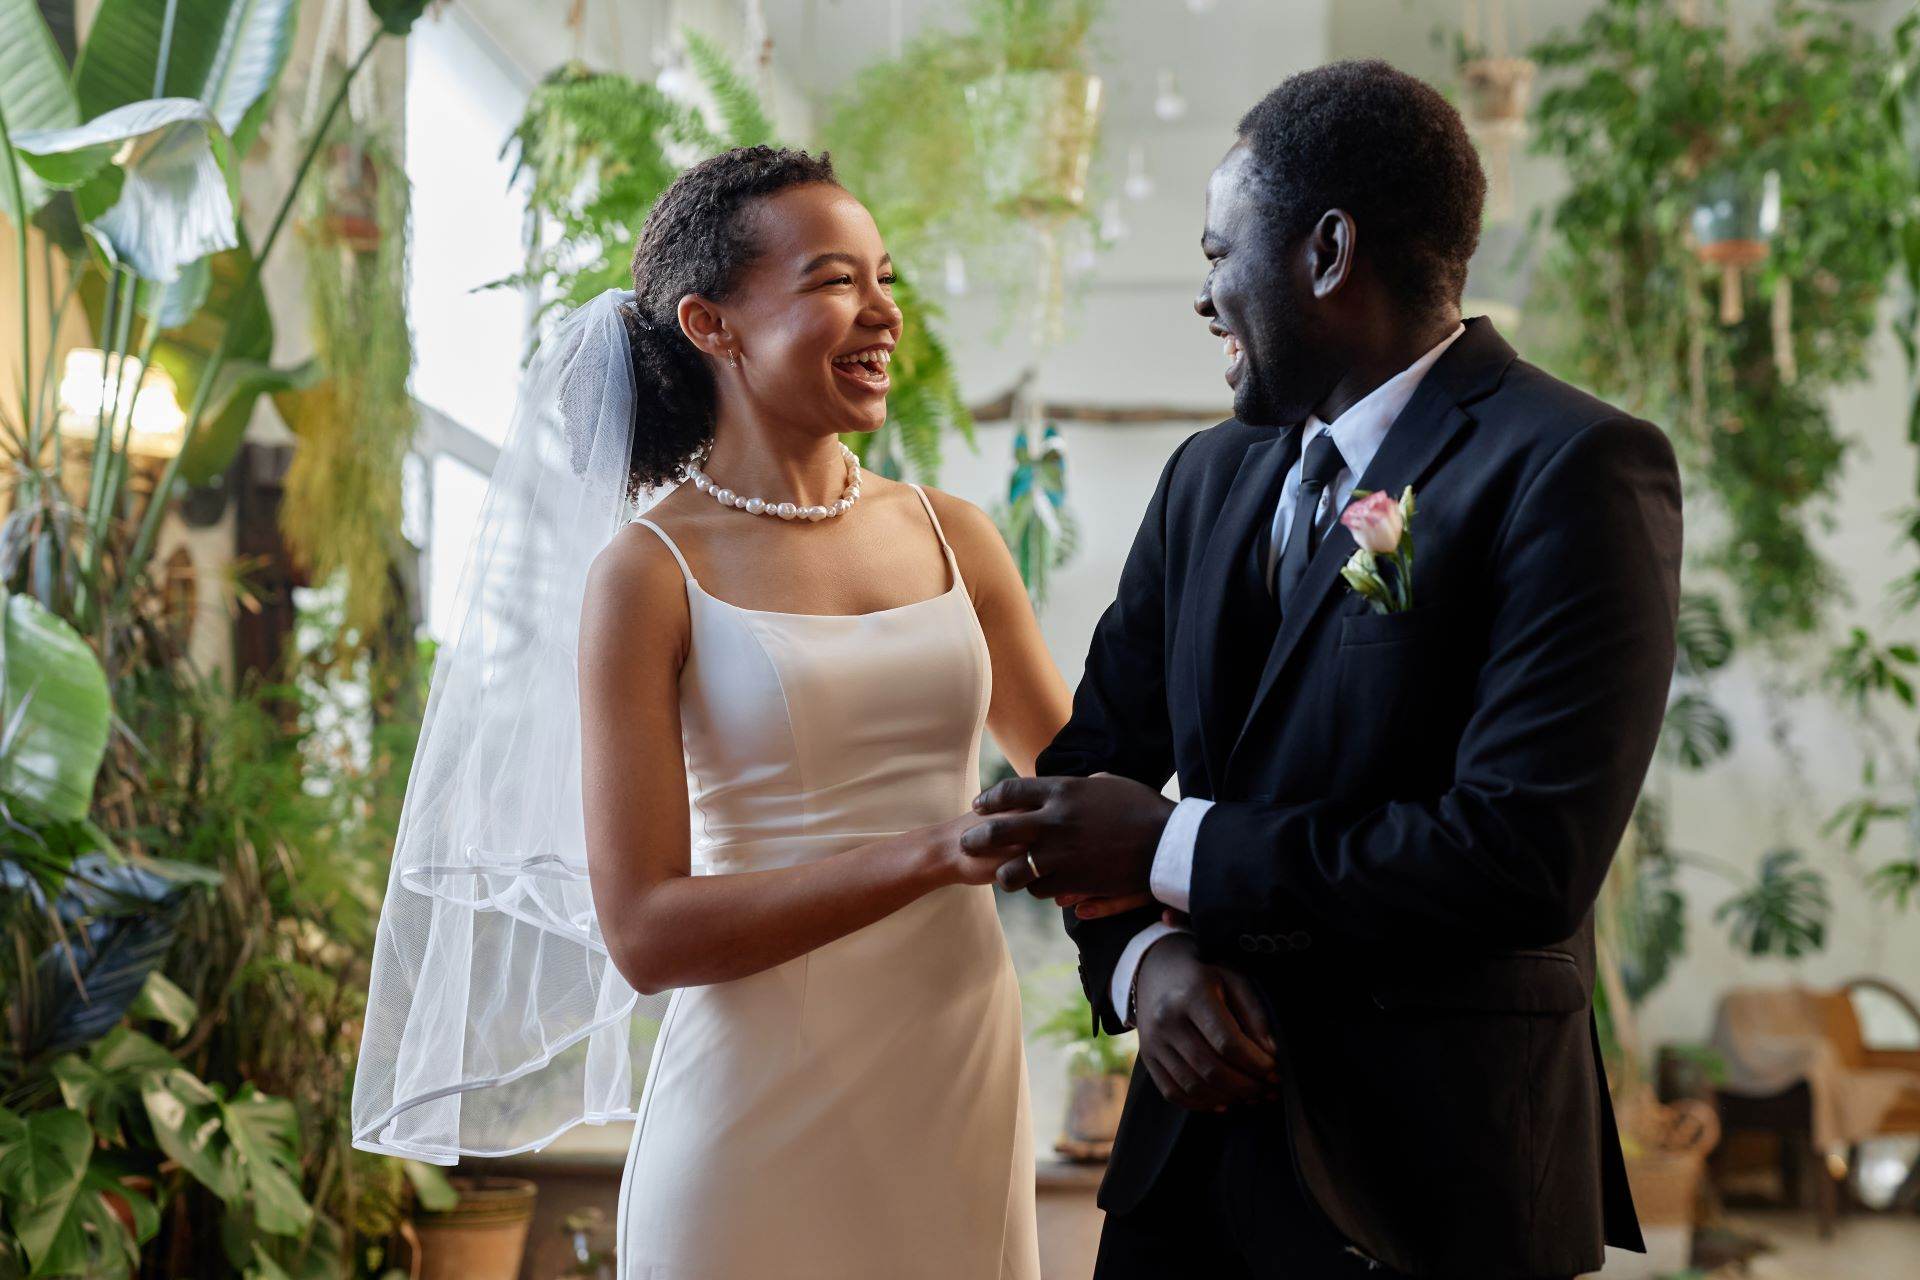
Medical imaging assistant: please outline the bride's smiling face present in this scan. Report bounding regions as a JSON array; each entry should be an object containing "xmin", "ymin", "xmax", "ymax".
[{"xmin": 685, "ymin": 183, "xmax": 903, "ymax": 439}]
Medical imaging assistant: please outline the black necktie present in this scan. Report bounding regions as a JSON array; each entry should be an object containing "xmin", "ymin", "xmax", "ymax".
[{"xmin": 1275, "ymin": 433, "xmax": 1345, "ymax": 609}]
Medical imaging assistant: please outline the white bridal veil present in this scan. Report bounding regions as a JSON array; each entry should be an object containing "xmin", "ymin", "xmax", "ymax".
[{"xmin": 352, "ymin": 289, "xmax": 664, "ymax": 1162}]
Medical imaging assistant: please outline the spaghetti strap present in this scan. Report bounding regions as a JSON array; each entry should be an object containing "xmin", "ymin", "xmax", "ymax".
[
  {"xmin": 632, "ymin": 518, "xmax": 695, "ymax": 583},
  {"xmin": 907, "ymin": 484, "xmax": 958, "ymax": 560}
]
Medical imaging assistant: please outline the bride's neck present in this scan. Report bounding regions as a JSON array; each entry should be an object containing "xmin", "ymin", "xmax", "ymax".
[{"xmin": 702, "ymin": 419, "xmax": 849, "ymax": 510}]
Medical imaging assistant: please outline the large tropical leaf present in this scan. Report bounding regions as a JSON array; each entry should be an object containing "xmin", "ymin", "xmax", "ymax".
[
  {"xmin": 1674, "ymin": 591, "xmax": 1733, "ymax": 676},
  {"xmin": 175, "ymin": 354, "xmax": 316, "ymax": 485},
  {"xmin": 1714, "ymin": 848, "xmax": 1831, "ymax": 959},
  {"xmin": 1659, "ymin": 690, "xmax": 1731, "ymax": 770},
  {"xmin": 0, "ymin": 0, "xmax": 80, "ymax": 221},
  {"xmin": 73, "ymin": 0, "xmax": 299, "ymax": 154},
  {"xmin": 221, "ymin": 1088, "xmax": 310, "ymax": 1236},
  {"xmin": 36, "ymin": 3, "xmax": 78, "ymax": 67},
  {"xmin": 0, "ymin": 1106, "xmax": 91, "ymax": 1275},
  {"xmin": 139, "ymin": 1068, "xmax": 240, "ymax": 1199},
  {"xmin": 13, "ymin": 97, "xmax": 239, "ymax": 282},
  {"xmin": 26, "ymin": 855, "xmax": 196, "ymax": 1061},
  {"xmin": 0, "ymin": 590, "xmax": 110, "ymax": 821}
]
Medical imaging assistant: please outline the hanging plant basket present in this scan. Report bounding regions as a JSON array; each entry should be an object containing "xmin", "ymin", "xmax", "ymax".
[
  {"xmin": 964, "ymin": 69, "xmax": 1105, "ymax": 221},
  {"xmin": 306, "ymin": 139, "xmax": 384, "ymax": 252},
  {"xmin": 1688, "ymin": 168, "xmax": 1781, "ymax": 325},
  {"xmin": 1461, "ymin": 56, "xmax": 1535, "ymax": 128}
]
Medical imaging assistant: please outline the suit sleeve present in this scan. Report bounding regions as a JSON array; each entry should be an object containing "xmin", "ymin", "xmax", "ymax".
[
  {"xmin": 1188, "ymin": 416, "xmax": 1682, "ymax": 952},
  {"xmin": 1039, "ymin": 434, "xmax": 1196, "ymax": 1035}
]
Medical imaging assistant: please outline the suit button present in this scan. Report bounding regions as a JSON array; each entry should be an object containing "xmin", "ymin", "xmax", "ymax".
[
  {"xmin": 1288, "ymin": 931, "xmax": 1313, "ymax": 951},
  {"xmin": 1258, "ymin": 936, "xmax": 1279, "ymax": 953},
  {"xmin": 1238, "ymin": 934, "xmax": 1259, "ymax": 952}
]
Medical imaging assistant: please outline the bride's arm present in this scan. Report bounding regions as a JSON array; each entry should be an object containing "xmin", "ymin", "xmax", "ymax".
[
  {"xmin": 921, "ymin": 490, "xmax": 1074, "ymax": 774},
  {"xmin": 927, "ymin": 489, "xmax": 1157, "ymax": 920},
  {"xmin": 578, "ymin": 527, "xmax": 1000, "ymax": 997}
]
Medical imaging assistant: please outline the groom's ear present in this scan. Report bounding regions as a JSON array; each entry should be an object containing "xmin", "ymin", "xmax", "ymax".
[{"xmin": 1306, "ymin": 209, "xmax": 1357, "ymax": 301}]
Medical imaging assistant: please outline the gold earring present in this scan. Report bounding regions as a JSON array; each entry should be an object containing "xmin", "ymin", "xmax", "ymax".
[{"xmin": 726, "ymin": 347, "xmax": 739, "ymax": 369}]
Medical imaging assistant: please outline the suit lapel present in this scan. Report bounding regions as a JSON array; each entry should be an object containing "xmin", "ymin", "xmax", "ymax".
[
  {"xmin": 1224, "ymin": 318, "xmax": 1518, "ymax": 777},
  {"xmin": 1183, "ymin": 427, "xmax": 1298, "ymax": 789}
]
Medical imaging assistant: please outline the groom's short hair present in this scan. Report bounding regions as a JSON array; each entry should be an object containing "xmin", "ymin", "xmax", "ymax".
[{"xmin": 1237, "ymin": 60, "xmax": 1484, "ymax": 313}]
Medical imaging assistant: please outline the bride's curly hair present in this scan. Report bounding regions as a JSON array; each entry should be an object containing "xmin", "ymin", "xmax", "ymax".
[{"xmin": 619, "ymin": 145, "xmax": 840, "ymax": 492}]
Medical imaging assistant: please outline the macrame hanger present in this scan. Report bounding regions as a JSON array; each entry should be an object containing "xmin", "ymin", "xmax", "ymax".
[{"xmin": 301, "ymin": 0, "xmax": 349, "ymax": 133}]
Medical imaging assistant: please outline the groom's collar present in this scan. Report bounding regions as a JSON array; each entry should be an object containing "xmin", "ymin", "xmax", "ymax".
[
  {"xmin": 1414, "ymin": 314, "xmax": 1518, "ymax": 411},
  {"xmin": 1301, "ymin": 322, "xmax": 1465, "ymax": 486},
  {"xmin": 1252, "ymin": 315, "xmax": 1518, "ymax": 438}
]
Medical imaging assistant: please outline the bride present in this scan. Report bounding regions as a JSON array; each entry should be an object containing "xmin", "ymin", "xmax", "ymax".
[{"xmin": 353, "ymin": 146, "xmax": 1103, "ymax": 1277}]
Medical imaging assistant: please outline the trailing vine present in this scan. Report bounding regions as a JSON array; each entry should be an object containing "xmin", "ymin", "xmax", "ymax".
[{"xmin": 1528, "ymin": 0, "xmax": 1911, "ymax": 643}]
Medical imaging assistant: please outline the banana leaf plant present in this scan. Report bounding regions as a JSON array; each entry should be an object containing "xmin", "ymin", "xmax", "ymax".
[{"xmin": 0, "ymin": 0, "xmax": 434, "ymax": 651}]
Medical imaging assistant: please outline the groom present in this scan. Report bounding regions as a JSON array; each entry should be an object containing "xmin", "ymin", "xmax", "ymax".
[{"xmin": 968, "ymin": 61, "xmax": 1678, "ymax": 1279}]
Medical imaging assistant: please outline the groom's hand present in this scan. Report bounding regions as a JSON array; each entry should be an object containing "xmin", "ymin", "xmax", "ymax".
[
  {"xmin": 963, "ymin": 775, "xmax": 1174, "ymax": 899},
  {"xmin": 1134, "ymin": 933, "xmax": 1282, "ymax": 1111}
]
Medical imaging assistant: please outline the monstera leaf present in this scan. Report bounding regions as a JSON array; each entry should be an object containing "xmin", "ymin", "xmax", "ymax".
[
  {"xmin": 0, "ymin": 589, "xmax": 110, "ymax": 822},
  {"xmin": 0, "ymin": 1106, "xmax": 92, "ymax": 1276},
  {"xmin": 1715, "ymin": 848, "xmax": 1831, "ymax": 959}
]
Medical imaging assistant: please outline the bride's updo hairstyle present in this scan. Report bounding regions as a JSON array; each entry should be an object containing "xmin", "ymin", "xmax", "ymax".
[{"xmin": 620, "ymin": 145, "xmax": 840, "ymax": 491}]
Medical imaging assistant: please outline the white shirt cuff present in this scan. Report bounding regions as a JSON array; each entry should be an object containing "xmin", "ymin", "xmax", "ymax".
[
  {"xmin": 1149, "ymin": 797, "xmax": 1213, "ymax": 913},
  {"xmin": 1108, "ymin": 921, "xmax": 1190, "ymax": 1028}
]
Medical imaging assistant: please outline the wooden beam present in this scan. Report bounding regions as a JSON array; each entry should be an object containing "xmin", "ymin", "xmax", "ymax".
[{"xmin": 966, "ymin": 370, "xmax": 1229, "ymax": 424}]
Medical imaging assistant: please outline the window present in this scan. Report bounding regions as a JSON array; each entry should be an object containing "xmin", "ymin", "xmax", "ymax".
[{"xmin": 404, "ymin": 8, "xmax": 534, "ymax": 639}]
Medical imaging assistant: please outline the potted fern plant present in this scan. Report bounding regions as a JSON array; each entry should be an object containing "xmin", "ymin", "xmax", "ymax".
[{"xmin": 1035, "ymin": 988, "xmax": 1134, "ymax": 1161}]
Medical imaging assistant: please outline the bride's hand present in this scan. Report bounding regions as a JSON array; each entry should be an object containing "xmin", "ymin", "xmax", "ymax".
[
  {"xmin": 1056, "ymin": 891, "xmax": 1159, "ymax": 920},
  {"xmin": 923, "ymin": 811, "xmax": 1023, "ymax": 887}
]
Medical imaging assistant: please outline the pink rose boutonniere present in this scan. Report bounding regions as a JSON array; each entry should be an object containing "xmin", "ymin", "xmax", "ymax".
[{"xmin": 1338, "ymin": 486, "xmax": 1416, "ymax": 614}]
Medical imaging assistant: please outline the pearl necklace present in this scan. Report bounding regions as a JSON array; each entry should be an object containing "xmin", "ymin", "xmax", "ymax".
[{"xmin": 690, "ymin": 443, "xmax": 862, "ymax": 522}]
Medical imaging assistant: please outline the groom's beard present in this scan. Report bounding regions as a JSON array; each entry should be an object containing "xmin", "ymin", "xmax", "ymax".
[{"xmin": 1234, "ymin": 311, "xmax": 1340, "ymax": 428}]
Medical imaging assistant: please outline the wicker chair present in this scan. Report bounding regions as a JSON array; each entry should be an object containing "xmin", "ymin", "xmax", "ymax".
[{"xmin": 1710, "ymin": 977, "xmax": 1920, "ymax": 1237}]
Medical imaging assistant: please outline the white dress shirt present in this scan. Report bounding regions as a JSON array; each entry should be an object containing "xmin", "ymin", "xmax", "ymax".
[{"xmin": 1107, "ymin": 324, "xmax": 1465, "ymax": 1024}]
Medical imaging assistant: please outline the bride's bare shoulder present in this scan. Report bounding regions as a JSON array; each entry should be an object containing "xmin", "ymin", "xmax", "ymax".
[{"xmin": 584, "ymin": 512, "xmax": 694, "ymax": 635}]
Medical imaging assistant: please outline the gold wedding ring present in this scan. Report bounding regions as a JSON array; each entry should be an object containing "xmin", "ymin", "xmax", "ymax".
[{"xmin": 1025, "ymin": 852, "xmax": 1040, "ymax": 881}]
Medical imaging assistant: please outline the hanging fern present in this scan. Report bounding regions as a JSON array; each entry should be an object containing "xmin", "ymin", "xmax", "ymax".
[
  {"xmin": 498, "ymin": 62, "xmax": 725, "ymax": 322},
  {"xmin": 278, "ymin": 120, "xmax": 415, "ymax": 649},
  {"xmin": 1529, "ymin": 0, "xmax": 1912, "ymax": 641},
  {"xmin": 501, "ymin": 37, "xmax": 976, "ymax": 486},
  {"xmin": 682, "ymin": 28, "xmax": 777, "ymax": 148}
]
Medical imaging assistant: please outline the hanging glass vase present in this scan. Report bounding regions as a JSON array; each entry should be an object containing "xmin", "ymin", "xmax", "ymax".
[
  {"xmin": 1688, "ymin": 168, "xmax": 1780, "ymax": 326},
  {"xmin": 963, "ymin": 70, "xmax": 1105, "ymax": 221}
]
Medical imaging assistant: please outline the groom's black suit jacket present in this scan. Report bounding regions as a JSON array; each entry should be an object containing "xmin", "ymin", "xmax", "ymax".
[{"xmin": 1040, "ymin": 319, "xmax": 1677, "ymax": 1279}]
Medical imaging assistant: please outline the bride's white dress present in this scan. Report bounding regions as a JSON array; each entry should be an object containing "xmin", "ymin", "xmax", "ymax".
[{"xmin": 617, "ymin": 486, "xmax": 1040, "ymax": 1279}]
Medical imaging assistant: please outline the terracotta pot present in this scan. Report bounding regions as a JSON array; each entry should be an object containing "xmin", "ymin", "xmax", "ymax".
[
  {"xmin": 1619, "ymin": 1096, "xmax": 1721, "ymax": 1227},
  {"xmin": 1064, "ymin": 1071, "xmax": 1129, "ymax": 1145},
  {"xmin": 412, "ymin": 1176, "xmax": 538, "ymax": 1280},
  {"xmin": 100, "ymin": 1175, "xmax": 154, "ymax": 1238},
  {"xmin": 1625, "ymin": 1149, "xmax": 1706, "ymax": 1226}
]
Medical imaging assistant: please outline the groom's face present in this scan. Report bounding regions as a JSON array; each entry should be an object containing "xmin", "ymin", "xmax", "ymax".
[{"xmin": 1196, "ymin": 143, "xmax": 1339, "ymax": 427}]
